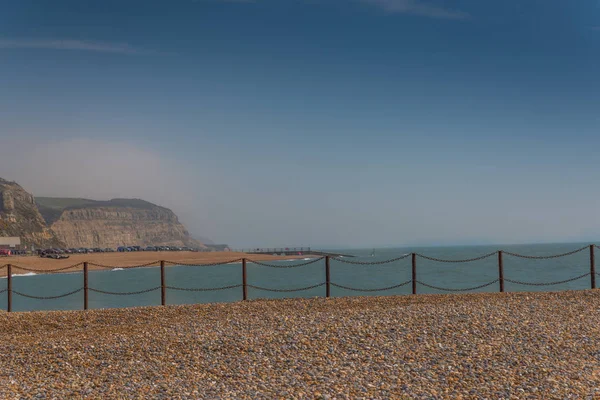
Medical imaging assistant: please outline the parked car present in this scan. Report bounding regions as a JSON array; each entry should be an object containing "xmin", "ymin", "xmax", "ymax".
[
  {"xmin": 0, "ymin": 249, "xmax": 11, "ymax": 256},
  {"xmin": 40, "ymin": 251, "xmax": 69, "ymax": 259}
]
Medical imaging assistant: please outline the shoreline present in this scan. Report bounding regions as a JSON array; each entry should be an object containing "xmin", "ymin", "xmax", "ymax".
[
  {"xmin": 0, "ymin": 251, "xmax": 313, "ymax": 276},
  {"xmin": 0, "ymin": 290, "xmax": 599, "ymax": 398}
]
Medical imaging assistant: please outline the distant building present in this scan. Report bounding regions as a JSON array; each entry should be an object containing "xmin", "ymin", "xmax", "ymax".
[{"xmin": 0, "ymin": 237, "xmax": 21, "ymax": 249}]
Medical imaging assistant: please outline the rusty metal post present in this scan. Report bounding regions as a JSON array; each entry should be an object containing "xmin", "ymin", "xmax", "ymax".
[
  {"xmin": 6, "ymin": 264, "xmax": 11, "ymax": 312},
  {"xmin": 590, "ymin": 245, "xmax": 596, "ymax": 290},
  {"xmin": 83, "ymin": 262, "xmax": 89, "ymax": 310},
  {"xmin": 325, "ymin": 256, "xmax": 331, "ymax": 298},
  {"xmin": 160, "ymin": 260, "xmax": 166, "ymax": 306},
  {"xmin": 498, "ymin": 251, "xmax": 504, "ymax": 293},
  {"xmin": 242, "ymin": 258, "xmax": 247, "ymax": 300},
  {"xmin": 411, "ymin": 253, "xmax": 417, "ymax": 295}
]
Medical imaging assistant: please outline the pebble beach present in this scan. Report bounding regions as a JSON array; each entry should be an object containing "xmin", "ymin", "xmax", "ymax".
[{"xmin": 1, "ymin": 291, "xmax": 599, "ymax": 399}]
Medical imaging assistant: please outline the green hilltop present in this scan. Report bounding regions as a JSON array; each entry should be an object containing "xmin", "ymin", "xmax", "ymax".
[{"xmin": 36, "ymin": 197, "xmax": 166, "ymax": 225}]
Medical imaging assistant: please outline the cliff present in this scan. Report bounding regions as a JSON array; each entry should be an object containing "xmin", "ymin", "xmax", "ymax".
[
  {"xmin": 0, "ymin": 179, "xmax": 64, "ymax": 248},
  {"xmin": 36, "ymin": 197, "xmax": 206, "ymax": 249}
]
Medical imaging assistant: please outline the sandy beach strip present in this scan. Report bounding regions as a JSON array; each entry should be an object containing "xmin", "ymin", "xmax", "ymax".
[
  {"xmin": 0, "ymin": 251, "xmax": 312, "ymax": 276},
  {"xmin": 0, "ymin": 290, "xmax": 599, "ymax": 398}
]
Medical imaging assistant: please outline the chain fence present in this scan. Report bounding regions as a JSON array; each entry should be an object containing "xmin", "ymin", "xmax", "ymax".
[
  {"xmin": 331, "ymin": 254, "xmax": 411, "ymax": 265},
  {"xmin": 10, "ymin": 263, "xmax": 84, "ymax": 273},
  {"xmin": 164, "ymin": 259, "xmax": 243, "ymax": 267},
  {"xmin": 13, "ymin": 288, "xmax": 83, "ymax": 300},
  {"xmin": 166, "ymin": 284, "xmax": 242, "ymax": 292},
  {"xmin": 504, "ymin": 272, "xmax": 591, "ymax": 286},
  {"xmin": 1, "ymin": 244, "xmax": 599, "ymax": 311},
  {"xmin": 87, "ymin": 261, "xmax": 160, "ymax": 270},
  {"xmin": 331, "ymin": 280, "xmax": 412, "ymax": 292},
  {"xmin": 415, "ymin": 252, "xmax": 497, "ymax": 263},
  {"xmin": 247, "ymin": 257, "xmax": 324, "ymax": 268},
  {"xmin": 503, "ymin": 245, "xmax": 589, "ymax": 260},
  {"xmin": 417, "ymin": 279, "xmax": 500, "ymax": 292},
  {"xmin": 247, "ymin": 283, "xmax": 326, "ymax": 292},
  {"xmin": 89, "ymin": 287, "xmax": 161, "ymax": 296}
]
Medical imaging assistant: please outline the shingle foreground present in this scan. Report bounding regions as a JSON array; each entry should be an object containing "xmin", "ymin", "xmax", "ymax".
[{"xmin": 0, "ymin": 291, "xmax": 599, "ymax": 399}]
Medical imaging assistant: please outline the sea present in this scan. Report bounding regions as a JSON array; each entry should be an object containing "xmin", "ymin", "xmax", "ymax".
[{"xmin": 1, "ymin": 242, "xmax": 596, "ymax": 312}]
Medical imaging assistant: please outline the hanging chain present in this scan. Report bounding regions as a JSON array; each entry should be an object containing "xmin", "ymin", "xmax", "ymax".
[
  {"xmin": 164, "ymin": 259, "xmax": 244, "ymax": 267},
  {"xmin": 331, "ymin": 254, "xmax": 411, "ymax": 265},
  {"xmin": 89, "ymin": 286, "xmax": 161, "ymax": 295},
  {"xmin": 417, "ymin": 279, "xmax": 500, "ymax": 292},
  {"xmin": 166, "ymin": 284, "xmax": 242, "ymax": 292},
  {"xmin": 503, "ymin": 246, "xmax": 589, "ymax": 260},
  {"xmin": 415, "ymin": 252, "xmax": 497, "ymax": 263},
  {"xmin": 247, "ymin": 283, "xmax": 326, "ymax": 292},
  {"xmin": 330, "ymin": 280, "xmax": 412, "ymax": 292},
  {"xmin": 87, "ymin": 261, "xmax": 160, "ymax": 269},
  {"xmin": 10, "ymin": 262, "xmax": 84, "ymax": 273},
  {"xmin": 247, "ymin": 258, "xmax": 324, "ymax": 268},
  {"xmin": 13, "ymin": 288, "xmax": 83, "ymax": 299},
  {"xmin": 504, "ymin": 272, "xmax": 590, "ymax": 286}
]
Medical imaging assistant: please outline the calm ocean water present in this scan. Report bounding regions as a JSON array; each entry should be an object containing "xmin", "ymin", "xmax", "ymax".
[{"xmin": 1, "ymin": 242, "xmax": 596, "ymax": 312}]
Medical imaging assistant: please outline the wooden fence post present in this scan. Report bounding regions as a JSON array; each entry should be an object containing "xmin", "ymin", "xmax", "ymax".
[
  {"xmin": 498, "ymin": 251, "xmax": 504, "ymax": 293},
  {"xmin": 590, "ymin": 245, "xmax": 596, "ymax": 290},
  {"xmin": 242, "ymin": 258, "xmax": 247, "ymax": 300},
  {"xmin": 325, "ymin": 256, "xmax": 331, "ymax": 298},
  {"xmin": 160, "ymin": 260, "xmax": 166, "ymax": 306},
  {"xmin": 83, "ymin": 262, "xmax": 89, "ymax": 310},
  {"xmin": 6, "ymin": 264, "xmax": 11, "ymax": 312},
  {"xmin": 411, "ymin": 253, "xmax": 417, "ymax": 295}
]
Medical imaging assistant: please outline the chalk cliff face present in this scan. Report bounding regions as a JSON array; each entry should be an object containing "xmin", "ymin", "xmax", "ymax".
[
  {"xmin": 37, "ymin": 198, "xmax": 205, "ymax": 249},
  {"xmin": 0, "ymin": 179, "xmax": 64, "ymax": 248},
  {"xmin": 0, "ymin": 177, "xmax": 208, "ymax": 250}
]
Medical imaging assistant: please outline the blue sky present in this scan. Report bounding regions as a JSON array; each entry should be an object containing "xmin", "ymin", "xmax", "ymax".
[{"xmin": 1, "ymin": 0, "xmax": 599, "ymax": 248}]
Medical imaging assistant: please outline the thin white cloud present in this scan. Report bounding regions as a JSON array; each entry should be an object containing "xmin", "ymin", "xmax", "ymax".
[
  {"xmin": 212, "ymin": 0, "xmax": 469, "ymax": 20},
  {"xmin": 591, "ymin": 26, "xmax": 600, "ymax": 31},
  {"xmin": 0, "ymin": 39, "xmax": 149, "ymax": 54},
  {"xmin": 360, "ymin": 0, "xmax": 469, "ymax": 19}
]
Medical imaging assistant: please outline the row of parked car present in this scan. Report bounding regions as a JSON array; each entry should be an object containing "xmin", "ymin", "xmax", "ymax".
[
  {"xmin": 117, "ymin": 246, "xmax": 197, "ymax": 252},
  {"xmin": 37, "ymin": 246, "xmax": 200, "ymax": 255},
  {"xmin": 38, "ymin": 248, "xmax": 115, "ymax": 255},
  {"xmin": 0, "ymin": 249, "xmax": 27, "ymax": 256}
]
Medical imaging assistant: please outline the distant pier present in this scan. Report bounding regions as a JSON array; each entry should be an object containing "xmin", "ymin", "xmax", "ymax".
[{"xmin": 237, "ymin": 247, "xmax": 355, "ymax": 258}]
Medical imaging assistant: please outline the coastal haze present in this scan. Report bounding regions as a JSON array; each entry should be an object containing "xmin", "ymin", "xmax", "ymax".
[{"xmin": 1, "ymin": 1, "xmax": 600, "ymax": 248}]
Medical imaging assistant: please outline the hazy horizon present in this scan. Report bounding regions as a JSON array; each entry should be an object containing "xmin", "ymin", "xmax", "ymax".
[{"xmin": 2, "ymin": 0, "xmax": 600, "ymax": 248}]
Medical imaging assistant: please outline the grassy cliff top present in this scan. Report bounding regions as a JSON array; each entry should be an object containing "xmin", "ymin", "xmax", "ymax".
[
  {"xmin": 36, "ymin": 197, "xmax": 168, "ymax": 225},
  {"xmin": 36, "ymin": 197, "xmax": 162, "ymax": 211}
]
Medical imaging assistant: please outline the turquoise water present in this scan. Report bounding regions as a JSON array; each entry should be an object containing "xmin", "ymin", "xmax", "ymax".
[{"xmin": 1, "ymin": 242, "xmax": 596, "ymax": 312}]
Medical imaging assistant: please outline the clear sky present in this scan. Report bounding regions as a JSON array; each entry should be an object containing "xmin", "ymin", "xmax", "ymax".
[{"xmin": 1, "ymin": 0, "xmax": 599, "ymax": 248}]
